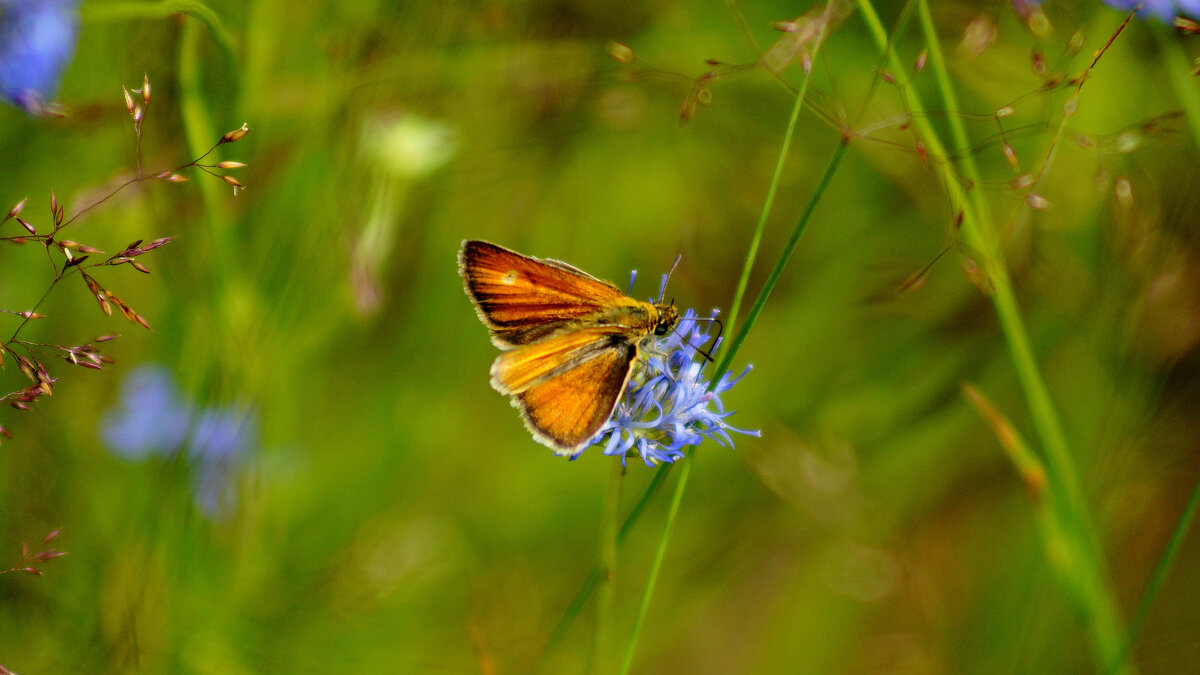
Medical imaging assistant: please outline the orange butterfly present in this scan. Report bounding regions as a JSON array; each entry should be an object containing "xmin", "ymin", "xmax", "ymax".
[{"xmin": 458, "ymin": 240, "xmax": 680, "ymax": 455}]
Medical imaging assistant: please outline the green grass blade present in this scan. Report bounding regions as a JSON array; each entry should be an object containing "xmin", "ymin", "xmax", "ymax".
[
  {"xmin": 726, "ymin": 73, "xmax": 808, "ymax": 336},
  {"xmin": 1109, "ymin": 25, "xmax": 1200, "ymax": 671},
  {"xmin": 1114, "ymin": 475, "xmax": 1200, "ymax": 672}
]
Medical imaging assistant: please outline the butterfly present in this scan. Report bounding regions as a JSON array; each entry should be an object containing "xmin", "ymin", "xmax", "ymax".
[{"xmin": 458, "ymin": 240, "xmax": 680, "ymax": 455}]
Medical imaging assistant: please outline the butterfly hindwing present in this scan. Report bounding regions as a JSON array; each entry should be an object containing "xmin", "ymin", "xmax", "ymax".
[
  {"xmin": 501, "ymin": 329, "xmax": 638, "ymax": 453},
  {"xmin": 490, "ymin": 324, "xmax": 636, "ymax": 395}
]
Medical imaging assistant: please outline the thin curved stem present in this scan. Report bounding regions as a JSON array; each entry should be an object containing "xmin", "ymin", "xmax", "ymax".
[{"xmin": 81, "ymin": 0, "xmax": 236, "ymax": 62}]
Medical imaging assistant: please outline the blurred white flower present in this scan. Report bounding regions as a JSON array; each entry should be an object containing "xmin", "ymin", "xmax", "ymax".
[{"xmin": 361, "ymin": 112, "xmax": 457, "ymax": 179}]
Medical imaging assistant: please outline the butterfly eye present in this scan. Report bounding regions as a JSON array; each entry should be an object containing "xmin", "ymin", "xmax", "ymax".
[{"xmin": 653, "ymin": 305, "xmax": 678, "ymax": 335}]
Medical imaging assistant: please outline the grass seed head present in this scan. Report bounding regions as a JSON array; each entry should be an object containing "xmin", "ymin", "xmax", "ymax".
[
  {"xmin": 220, "ymin": 123, "xmax": 250, "ymax": 143},
  {"xmin": 6, "ymin": 197, "xmax": 28, "ymax": 221}
]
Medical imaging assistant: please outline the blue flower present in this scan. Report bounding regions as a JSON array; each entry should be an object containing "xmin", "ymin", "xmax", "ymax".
[
  {"xmin": 1104, "ymin": 0, "xmax": 1200, "ymax": 20},
  {"xmin": 0, "ymin": 0, "xmax": 79, "ymax": 114},
  {"xmin": 100, "ymin": 364, "xmax": 258, "ymax": 518},
  {"xmin": 586, "ymin": 308, "xmax": 759, "ymax": 466},
  {"xmin": 100, "ymin": 365, "xmax": 192, "ymax": 459},
  {"xmin": 189, "ymin": 406, "xmax": 257, "ymax": 518}
]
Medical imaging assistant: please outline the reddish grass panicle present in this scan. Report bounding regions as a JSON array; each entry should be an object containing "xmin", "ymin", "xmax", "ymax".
[
  {"xmin": 0, "ymin": 527, "xmax": 65, "ymax": 577},
  {"xmin": 0, "ymin": 76, "xmax": 250, "ymax": 442}
]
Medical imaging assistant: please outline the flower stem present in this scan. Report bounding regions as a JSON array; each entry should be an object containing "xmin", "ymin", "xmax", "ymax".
[
  {"xmin": 619, "ymin": 452, "xmax": 693, "ymax": 675},
  {"xmin": 589, "ymin": 461, "xmax": 625, "ymax": 674},
  {"xmin": 619, "ymin": 139, "xmax": 848, "ymax": 671},
  {"xmin": 713, "ymin": 139, "xmax": 847, "ymax": 387},
  {"xmin": 544, "ymin": 467, "xmax": 670, "ymax": 654},
  {"xmin": 726, "ymin": 65, "xmax": 811, "ymax": 336}
]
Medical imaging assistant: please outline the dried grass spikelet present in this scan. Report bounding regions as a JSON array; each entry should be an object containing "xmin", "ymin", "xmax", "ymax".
[{"xmin": 220, "ymin": 123, "xmax": 250, "ymax": 143}]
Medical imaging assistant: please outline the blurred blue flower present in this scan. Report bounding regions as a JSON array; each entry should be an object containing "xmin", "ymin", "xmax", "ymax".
[
  {"xmin": 189, "ymin": 406, "xmax": 258, "ymax": 518},
  {"xmin": 101, "ymin": 365, "xmax": 258, "ymax": 518},
  {"xmin": 100, "ymin": 365, "xmax": 192, "ymax": 459},
  {"xmin": 0, "ymin": 0, "xmax": 80, "ymax": 113},
  {"xmin": 587, "ymin": 308, "xmax": 759, "ymax": 466},
  {"xmin": 1104, "ymin": 0, "xmax": 1200, "ymax": 20}
]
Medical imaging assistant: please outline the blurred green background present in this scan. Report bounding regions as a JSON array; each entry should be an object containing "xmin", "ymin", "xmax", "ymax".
[{"xmin": 2, "ymin": 0, "xmax": 1199, "ymax": 672}]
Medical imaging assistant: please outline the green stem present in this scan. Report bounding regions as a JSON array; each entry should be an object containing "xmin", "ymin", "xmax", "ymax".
[
  {"xmin": 713, "ymin": 140, "xmax": 847, "ymax": 387},
  {"xmin": 1113, "ymin": 475, "xmax": 1200, "ymax": 672},
  {"xmin": 178, "ymin": 17, "xmax": 236, "ymax": 299},
  {"xmin": 82, "ymin": 0, "xmax": 237, "ymax": 62},
  {"xmin": 589, "ymin": 461, "xmax": 625, "ymax": 674},
  {"xmin": 544, "ymin": 467, "xmax": 671, "ymax": 653},
  {"xmin": 620, "ymin": 140, "xmax": 848, "ymax": 672},
  {"xmin": 911, "ymin": 0, "xmax": 993, "ymax": 251},
  {"xmin": 854, "ymin": 0, "xmax": 989, "ymax": 254},
  {"xmin": 618, "ymin": 453, "xmax": 693, "ymax": 675},
  {"xmin": 618, "ymin": 466, "xmax": 671, "ymax": 543},
  {"xmin": 178, "ymin": 21, "xmax": 222, "ymax": 215},
  {"xmin": 726, "ymin": 71, "xmax": 810, "ymax": 335},
  {"xmin": 556, "ymin": 49, "xmax": 835, "ymax": 670},
  {"xmin": 1108, "ymin": 25, "xmax": 1200, "ymax": 672}
]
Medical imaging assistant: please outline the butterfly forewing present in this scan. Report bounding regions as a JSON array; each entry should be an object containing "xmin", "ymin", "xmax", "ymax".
[{"xmin": 459, "ymin": 240, "xmax": 629, "ymax": 346}]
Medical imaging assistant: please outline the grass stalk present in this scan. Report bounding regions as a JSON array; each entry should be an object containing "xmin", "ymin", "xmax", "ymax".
[
  {"xmin": 712, "ymin": 138, "xmax": 847, "ymax": 386},
  {"xmin": 856, "ymin": 0, "xmax": 1129, "ymax": 669},
  {"xmin": 616, "ymin": 22, "xmax": 846, "ymax": 661},
  {"xmin": 82, "ymin": 0, "xmax": 237, "ymax": 62},
  {"xmin": 545, "ymin": 467, "xmax": 670, "ymax": 654},
  {"xmin": 726, "ymin": 70, "xmax": 810, "ymax": 335},
  {"xmin": 618, "ymin": 453, "xmax": 693, "ymax": 675},
  {"xmin": 1114, "ymin": 475, "xmax": 1200, "ymax": 672},
  {"xmin": 588, "ymin": 461, "xmax": 625, "ymax": 674},
  {"xmin": 621, "ymin": 137, "xmax": 848, "ymax": 672}
]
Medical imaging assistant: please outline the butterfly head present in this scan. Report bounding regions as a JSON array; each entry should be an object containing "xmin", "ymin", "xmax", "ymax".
[{"xmin": 654, "ymin": 301, "xmax": 679, "ymax": 336}]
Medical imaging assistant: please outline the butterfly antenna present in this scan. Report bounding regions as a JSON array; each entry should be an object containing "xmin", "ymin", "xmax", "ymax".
[
  {"xmin": 674, "ymin": 315, "xmax": 724, "ymax": 363},
  {"xmin": 658, "ymin": 254, "xmax": 682, "ymax": 302},
  {"xmin": 695, "ymin": 316, "xmax": 724, "ymax": 362},
  {"xmin": 707, "ymin": 316, "xmax": 724, "ymax": 347}
]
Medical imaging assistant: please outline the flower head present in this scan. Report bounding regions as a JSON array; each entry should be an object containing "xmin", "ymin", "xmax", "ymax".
[
  {"xmin": 0, "ymin": 0, "xmax": 80, "ymax": 114},
  {"xmin": 586, "ymin": 308, "xmax": 759, "ymax": 466},
  {"xmin": 1103, "ymin": 0, "xmax": 1200, "ymax": 21}
]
